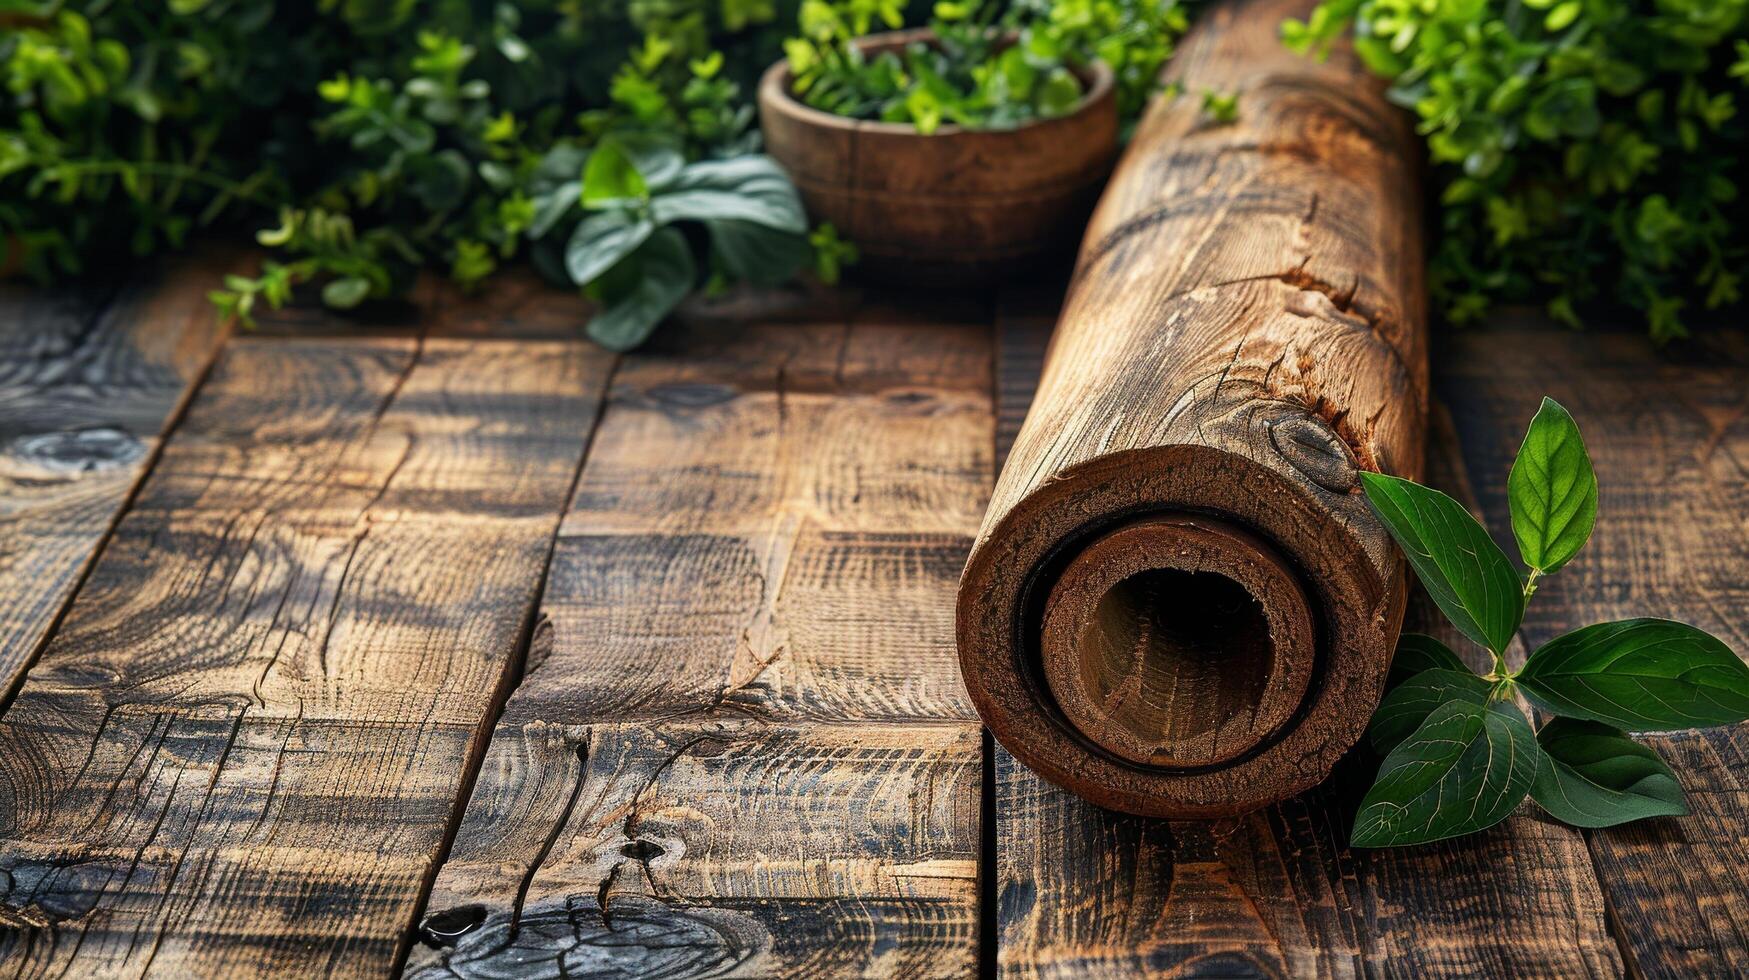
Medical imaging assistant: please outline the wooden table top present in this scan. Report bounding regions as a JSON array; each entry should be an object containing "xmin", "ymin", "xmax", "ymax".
[{"xmin": 1, "ymin": 255, "xmax": 1744, "ymax": 976}]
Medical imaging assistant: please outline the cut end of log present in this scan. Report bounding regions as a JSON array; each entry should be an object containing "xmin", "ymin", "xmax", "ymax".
[
  {"xmin": 1040, "ymin": 516, "xmax": 1315, "ymax": 769},
  {"xmin": 959, "ymin": 443, "xmax": 1403, "ymax": 818}
]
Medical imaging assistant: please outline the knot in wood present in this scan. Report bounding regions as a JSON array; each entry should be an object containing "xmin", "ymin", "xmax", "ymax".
[
  {"xmin": 621, "ymin": 839, "xmax": 667, "ymax": 862},
  {"xmin": 419, "ymin": 905, "xmax": 487, "ymax": 947},
  {"xmin": 0, "ymin": 858, "xmax": 110, "ymax": 925},
  {"xmin": 9, "ymin": 427, "xmax": 144, "ymax": 474},
  {"xmin": 409, "ymin": 897, "xmax": 760, "ymax": 979},
  {"xmin": 1268, "ymin": 414, "xmax": 1358, "ymax": 493},
  {"xmin": 644, "ymin": 382, "xmax": 737, "ymax": 408}
]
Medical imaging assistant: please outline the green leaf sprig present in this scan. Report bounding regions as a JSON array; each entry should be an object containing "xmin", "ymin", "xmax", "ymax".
[
  {"xmin": 1353, "ymin": 397, "xmax": 1749, "ymax": 847},
  {"xmin": 550, "ymin": 133, "xmax": 818, "ymax": 350}
]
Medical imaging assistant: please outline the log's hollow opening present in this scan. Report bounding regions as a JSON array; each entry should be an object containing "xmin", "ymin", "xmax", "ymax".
[
  {"xmin": 1080, "ymin": 568, "xmax": 1275, "ymax": 751},
  {"xmin": 1039, "ymin": 515, "xmax": 1317, "ymax": 769}
]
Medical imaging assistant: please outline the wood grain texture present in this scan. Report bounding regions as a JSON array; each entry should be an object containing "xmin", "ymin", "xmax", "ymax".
[
  {"xmin": 994, "ymin": 740, "xmax": 1619, "ymax": 979},
  {"xmin": 991, "ymin": 292, "xmax": 1620, "ymax": 977},
  {"xmin": 960, "ymin": 0, "xmax": 1427, "ymax": 817},
  {"xmin": 992, "ymin": 284, "xmax": 1058, "ymax": 472},
  {"xmin": 0, "ymin": 252, "xmax": 235, "ymax": 701},
  {"xmin": 1441, "ymin": 318, "xmax": 1749, "ymax": 976},
  {"xmin": 413, "ymin": 720, "xmax": 980, "ymax": 980},
  {"xmin": 0, "ymin": 324, "xmax": 611, "ymax": 975},
  {"xmin": 411, "ymin": 299, "xmax": 993, "ymax": 977}
]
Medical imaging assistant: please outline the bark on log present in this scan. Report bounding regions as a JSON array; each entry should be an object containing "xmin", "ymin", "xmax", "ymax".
[{"xmin": 958, "ymin": 0, "xmax": 1427, "ymax": 817}]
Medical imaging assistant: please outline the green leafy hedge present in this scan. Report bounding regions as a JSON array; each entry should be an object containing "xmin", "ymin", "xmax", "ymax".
[
  {"xmin": 1287, "ymin": 0, "xmax": 1749, "ymax": 342},
  {"xmin": 2, "ymin": 0, "xmax": 813, "ymax": 347},
  {"xmin": 6, "ymin": 1, "xmax": 1747, "ymax": 346}
]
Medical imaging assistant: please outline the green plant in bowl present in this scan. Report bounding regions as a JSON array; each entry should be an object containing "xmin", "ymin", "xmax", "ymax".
[{"xmin": 783, "ymin": 0, "xmax": 1187, "ymax": 134}]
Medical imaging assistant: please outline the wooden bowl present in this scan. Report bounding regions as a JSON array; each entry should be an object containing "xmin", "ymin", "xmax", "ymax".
[{"xmin": 758, "ymin": 30, "xmax": 1119, "ymax": 286}]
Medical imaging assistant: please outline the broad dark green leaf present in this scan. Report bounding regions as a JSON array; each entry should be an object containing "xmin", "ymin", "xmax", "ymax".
[
  {"xmin": 585, "ymin": 228, "xmax": 695, "ymax": 351},
  {"xmin": 533, "ymin": 145, "xmax": 589, "ymax": 185},
  {"xmin": 408, "ymin": 149, "xmax": 472, "ymax": 211},
  {"xmin": 1530, "ymin": 718, "xmax": 1687, "ymax": 828},
  {"xmin": 1508, "ymin": 397, "xmax": 1597, "ymax": 575},
  {"xmin": 528, "ymin": 180, "xmax": 580, "ymax": 239},
  {"xmin": 651, "ymin": 156, "xmax": 808, "ymax": 233},
  {"xmin": 1518, "ymin": 619, "xmax": 1749, "ymax": 730},
  {"xmin": 1387, "ymin": 633, "xmax": 1473, "ymax": 689},
  {"xmin": 610, "ymin": 133, "xmax": 685, "ymax": 190},
  {"xmin": 1370, "ymin": 668, "xmax": 1492, "ymax": 754},
  {"xmin": 1360, "ymin": 472, "xmax": 1524, "ymax": 654},
  {"xmin": 582, "ymin": 138, "xmax": 649, "ymax": 209},
  {"xmin": 564, "ymin": 210, "xmax": 654, "ymax": 287},
  {"xmin": 707, "ymin": 219, "xmax": 812, "ymax": 287},
  {"xmin": 1353, "ymin": 699, "xmax": 1541, "ymax": 847},
  {"xmin": 1524, "ymin": 77, "xmax": 1601, "ymax": 141}
]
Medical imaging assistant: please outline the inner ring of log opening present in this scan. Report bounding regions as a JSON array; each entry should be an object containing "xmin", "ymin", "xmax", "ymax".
[{"xmin": 1039, "ymin": 515, "xmax": 1318, "ymax": 769}]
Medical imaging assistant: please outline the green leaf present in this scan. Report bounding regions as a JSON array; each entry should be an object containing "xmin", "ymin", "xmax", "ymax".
[
  {"xmin": 1361, "ymin": 472, "xmax": 1525, "ymax": 654},
  {"xmin": 1352, "ymin": 35, "xmax": 1406, "ymax": 76},
  {"xmin": 1036, "ymin": 67, "xmax": 1082, "ymax": 117},
  {"xmin": 528, "ymin": 181, "xmax": 580, "ymax": 240},
  {"xmin": 808, "ymin": 222, "xmax": 858, "ymax": 285},
  {"xmin": 408, "ymin": 149, "xmax": 472, "ymax": 211},
  {"xmin": 906, "ymin": 87, "xmax": 944, "ymax": 134},
  {"xmin": 1352, "ymin": 699, "xmax": 1542, "ymax": 847},
  {"xmin": 1518, "ymin": 619, "xmax": 1749, "ymax": 730},
  {"xmin": 1524, "ymin": 78, "xmax": 1600, "ymax": 141},
  {"xmin": 1544, "ymin": 1, "xmax": 1581, "ymax": 31},
  {"xmin": 1508, "ymin": 397, "xmax": 1597, "ymax": 576},
  {"xmin": 565, "ymin": 210, "xmax": 654, "ymax": 287},
  {"xmin": 1530, "ymin": 718, "xmax": 1687, "ymax": 828},
  {"xmin": 1200, "ymin": 89, "xmax": 1239, "ymax": 123},
  {"xmin": 1388, "ymin": 633, "xmax": 1472, "ymax": 688},
  {"xmin": 1370, "ymin": 668, "xmax": 1492, "ymax": 754},
  {"xmin": 610, "ymin": 133, "xmax": 685, "ymax": 189},
  {"xmin": 586, "ymin": 228, "xmax": 695, "ymax": 351},
  {"xmin": 321, "ymin": 276, "xmax": 371, "ymax": 309},
  {"xmin": 650, "ymin": 156, "xmax": 807, "ymax": 233},
  {"xmin": 707, "ymin": 220, "xmax": 812, "ymax": 287},
  {"xmin": 582, "ymin": 138, "xmax": 649, "ymax": 209}
]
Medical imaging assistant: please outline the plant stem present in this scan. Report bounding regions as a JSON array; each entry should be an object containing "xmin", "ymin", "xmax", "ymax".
[{"xmin": 48, "ymin": 160, "xmax": 280, "ymax": 209}]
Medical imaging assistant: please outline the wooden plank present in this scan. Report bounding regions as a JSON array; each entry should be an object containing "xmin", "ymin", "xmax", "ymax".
[
  {"xmin": 0, "ymin": 311, "xmax": 613, "ymax": 974},
  {"xmin": 0, "ymin": 253, "xmax": 235, "ymax": 701},
  {"xmin": 1440, "ymin": 319, "xmax": 1749, "ymax": 976},
  {"xmin": 991, "ymin": 294, "xmax": 1621, "ymax": 977},
  {"xmin": 992, "ymin": 284, "xmax": 1057, "ymax": 471},
  {"xmin": 417, "ymin": 719, "xmax": 981, "ymax": 978},
  {"xmin": 409, "ymin": 296, "xmax": 993, "ymax": 978}
]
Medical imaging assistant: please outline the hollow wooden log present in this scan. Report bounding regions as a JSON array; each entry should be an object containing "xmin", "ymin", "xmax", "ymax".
[{"xmin": 958, "ymin": 0, "xmax": 1427, "ymax": 818}]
